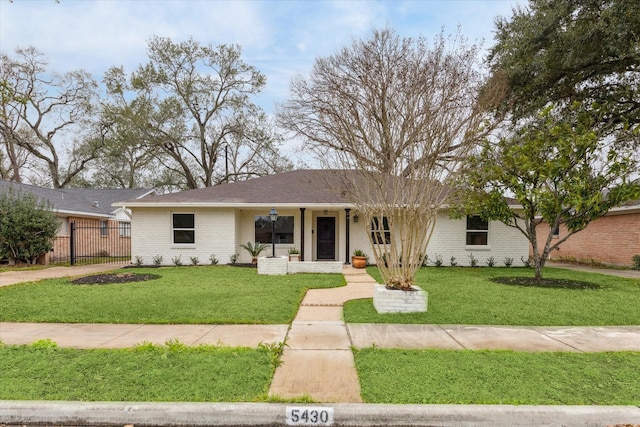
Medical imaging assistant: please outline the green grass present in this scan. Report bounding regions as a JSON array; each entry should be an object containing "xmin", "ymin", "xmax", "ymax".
[
  {"xmin": 355, "ymin": 348, "xmax": 640, "ymax": 405},
  {"xmin": 0, "ymin": 340, "xmax": 274, "ymax": 402},
  {"xmin": 0, "ymin": 266, "xmax": 344, "ymax": 324},
  {"xmin": 344, "ymin": 267, "xmax": 640, "ymax": 325}
]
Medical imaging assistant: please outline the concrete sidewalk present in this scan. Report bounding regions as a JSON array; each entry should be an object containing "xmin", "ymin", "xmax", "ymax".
[{"xmin": 2, "ymin": 321, "xmax": 639, "ymax": 353}]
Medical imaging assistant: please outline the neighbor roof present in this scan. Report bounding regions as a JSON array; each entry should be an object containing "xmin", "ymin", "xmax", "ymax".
[{"xmin": 0, "ymin": 180, "xmax": 155, "ymax": 218}]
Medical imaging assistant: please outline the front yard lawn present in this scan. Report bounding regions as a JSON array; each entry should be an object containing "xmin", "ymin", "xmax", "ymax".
[
  {"xmin": 0, "ymin": 340, "xmax": 274, "ymax": 402},
  {"xmin": 0, "ymin": 266, "xmax": 344, "ymax": 324},
  {"xmin": 355, "ymin": 348, "xmax": 640, "ymax": 405},
  {"xmin": 344, "ymin": 267, "xmax": 640, "ymax": 325}
]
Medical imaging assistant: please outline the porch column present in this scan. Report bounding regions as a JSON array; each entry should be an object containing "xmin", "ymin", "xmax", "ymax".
[
  {"xmin": 300, "ymin": 208, "xmax": 306, "ymax": 261},
  {"xmin": 345, "ymin": 208, "xmax": 351, "ymax": 265}
]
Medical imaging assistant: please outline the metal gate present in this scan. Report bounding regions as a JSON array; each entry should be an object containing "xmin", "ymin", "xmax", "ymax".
[{"xmin": 69, "ymin": 221, "xmax": 131, "ymax": 265}]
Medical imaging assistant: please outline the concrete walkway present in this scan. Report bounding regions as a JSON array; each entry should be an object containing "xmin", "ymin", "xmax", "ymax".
[{"xmin": 268, "ymin": 266, "xmax": 376, "ymax": 402}]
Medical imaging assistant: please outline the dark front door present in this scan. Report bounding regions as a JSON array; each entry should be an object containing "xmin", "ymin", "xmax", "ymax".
[{"xmin": 316, "ymin": 217, "xmax": 336, "ymax": 260}]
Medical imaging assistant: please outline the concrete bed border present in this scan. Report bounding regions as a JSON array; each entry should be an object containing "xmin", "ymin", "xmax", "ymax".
[{"xmin": 1, "ymin": 401, "xmax": 639, "ymax": 426}]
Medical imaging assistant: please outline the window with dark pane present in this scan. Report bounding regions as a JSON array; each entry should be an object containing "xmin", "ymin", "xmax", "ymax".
[
  {"xmin": 255, "ymin": 215, "xmax": 294, "ymax": 244},
  {"xmin": 466, "ymin": 215, "xmax": 488, "ymax": 245},
  {"xmin": 371, "ymin": 216, "xmax": 391, "ymax": 244},
  {"xmin": 173, "ymin": 213, "xmax": 195, "ymax": 244}
]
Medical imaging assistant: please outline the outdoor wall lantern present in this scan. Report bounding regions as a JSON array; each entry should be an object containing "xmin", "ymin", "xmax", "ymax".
[
  {"xmin": 269, "ymin": 208, "xmax": 278, "ymax": 257},
  {"xmin": 353, "ymin": 214, "xmax": 359, "ymax": 223}
]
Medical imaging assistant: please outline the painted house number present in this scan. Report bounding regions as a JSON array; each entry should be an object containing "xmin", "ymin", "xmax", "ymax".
[{"xmin": 286, "ymin": 406, "xmax": 334, "ymax": 426}]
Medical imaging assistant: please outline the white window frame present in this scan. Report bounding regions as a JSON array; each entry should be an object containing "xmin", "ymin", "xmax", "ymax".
[
  {"xmin": 466, "ymin": 215, "xmax": 489, "ymax": 247},
  {"xmin": 172, "ymin": 213, "xmax": 195, "ymax": 245},
  {"xmin": 370, "ymin": 216, "xmax": 391, "ymax": 244}
]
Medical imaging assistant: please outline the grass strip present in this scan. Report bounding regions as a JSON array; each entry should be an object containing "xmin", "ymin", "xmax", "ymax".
[
  {"xmin": 344, "ymin": 267, "xmax": 640, "ymax": 325},
  {"xmin": 355, "ymin": 348, "xmax": 640, "ymax": 405},
  {"xmin": 0, "ymin": 266, "xmax": 344, "ymax": 324},
  {"xmin": 0, "ymin": 340, "xmax": 275, "ymax": 402}
]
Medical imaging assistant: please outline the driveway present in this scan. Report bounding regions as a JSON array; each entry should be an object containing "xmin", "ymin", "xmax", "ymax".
[
  {"xmin": 547, "ymin": 262, "xmax": 640, "ymax": 279},
  {"xmin": 0, "ymin": 263, "xmax": 127, "ymax": 287}
]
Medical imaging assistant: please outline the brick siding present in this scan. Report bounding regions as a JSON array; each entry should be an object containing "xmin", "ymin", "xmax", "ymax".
[{"xmin": 537, "ymin": 212, "xmax": 640, "ymax": 267}]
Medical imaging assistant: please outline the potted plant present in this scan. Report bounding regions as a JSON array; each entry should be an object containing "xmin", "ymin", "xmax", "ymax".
[
  {"xmin": 351, "ymin": 249, "xmax": 368, "ymax": 268},
  {"xmin": 240, "ymin": 242, "xmax": 268, "ymax": 265},
  {"xmin": 288, "ymin": 248, "xmax": 301, "ymax": 262}
]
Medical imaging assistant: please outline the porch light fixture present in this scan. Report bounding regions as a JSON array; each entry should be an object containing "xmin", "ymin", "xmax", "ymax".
[
  {"xmin": 353, "ymin": 214, "xmax": 359, "ymax": 223},
  {"xmin": 269, "ymin": 208, "xmax": 278, "ymax": 257}
]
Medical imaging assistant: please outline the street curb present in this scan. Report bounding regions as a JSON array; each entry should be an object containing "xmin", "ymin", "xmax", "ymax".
[{"xmin": 1, "ymin": 401, "xmax": 639, "ymax": 426}]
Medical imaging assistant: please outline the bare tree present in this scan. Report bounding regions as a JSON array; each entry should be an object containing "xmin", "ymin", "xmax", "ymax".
[
  {"xmin": 278, "ymin": 28, "xmax": 494, "ymax": 290},
  {"xmin": 104, "ymin": 37, "xmax": 291, "ymax": 190},
  {"xmin": 0, "ymin": 47, "xmax": 101, "ymax": 188}
]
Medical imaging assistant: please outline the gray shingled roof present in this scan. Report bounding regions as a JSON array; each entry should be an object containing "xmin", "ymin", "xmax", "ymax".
[
  {"xmin": 0, "ymin": 180, "xmax": 154, "ymax": 218},
  {"xmin": 116, "ymin": 170, "xmax": 354, "ymax": 207},
  {"xmin": 114, "ymin": 169, "xmax": 459, "ymax": 208}
]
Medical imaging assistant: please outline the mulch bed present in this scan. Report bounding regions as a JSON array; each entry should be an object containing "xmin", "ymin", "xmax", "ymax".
[
  {"xmin": 71, "ymin": 273, "xmax": 161, "ymax": 285},
  {"xmin": 491, "ymin": 276, "xmax": 601, "ymax": 290}
]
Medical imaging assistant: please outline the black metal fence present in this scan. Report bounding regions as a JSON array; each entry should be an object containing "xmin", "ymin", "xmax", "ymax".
[{"xmin": 69, "ymin": 221, "xmax": 131, "ymax": 265}]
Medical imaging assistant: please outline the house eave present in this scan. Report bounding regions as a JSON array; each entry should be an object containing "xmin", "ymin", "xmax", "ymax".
[
  {"xmin": 606, "ymin": 204, "xmax": 640, "ymax": 215},
  {"xmin": 55, "ymin": 209, "xmax": 115, "ymax": 220},
  {"xmin": 113, "ymin": 202, "xmax": 355, "ymax": 210}
]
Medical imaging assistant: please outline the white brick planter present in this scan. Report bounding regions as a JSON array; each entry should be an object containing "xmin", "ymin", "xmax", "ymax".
[
  {"xmin": 373, "ymin": 284, "xmax": 428, "ymax": 313},
  {"xmin": 257, "ymin": 256, "xmax": 288, "ymax": 275},
  {"xmin": 288, "ymin": 261, "xmax": 343, "ymax": 274}
]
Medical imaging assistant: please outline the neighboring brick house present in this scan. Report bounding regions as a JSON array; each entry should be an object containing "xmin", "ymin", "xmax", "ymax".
[
  {"xmin": 114, "ymin": 170, "xmax": 529, "ymax": 267},
  {"xmin": 538, "ymin": 200, "xmax": 640, "ymax": 267},
  {"xmin": 0, "ymin": 180, "xmax": 154, "ymax": 264}
]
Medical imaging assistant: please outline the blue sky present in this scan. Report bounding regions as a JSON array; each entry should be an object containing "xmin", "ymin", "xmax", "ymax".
[{"xmin": 1, "ymin": 0, "xmax": 526, "ymax": 163}]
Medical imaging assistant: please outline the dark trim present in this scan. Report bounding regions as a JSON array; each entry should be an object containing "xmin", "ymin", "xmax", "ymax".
[
  {"xmin": 70, "ymin": 221, "xmax": 76, "ymax": 266},
  {"xmin": 300, "ymin": 208, "xmax": 306, "ymax": 261},
  {"xmin": 316, "ymin": 216, "xmax": 336, "ymax": 260},
  {"xmin": 345, "ymin": 208, "xmax": 351, "ymax": 264}
]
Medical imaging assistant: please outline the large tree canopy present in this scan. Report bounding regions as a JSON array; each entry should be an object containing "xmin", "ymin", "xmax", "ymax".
[
  {"xmin": 102, "ymin": 36, "xmax": 292, "ymax": 190},
  {"xmin": 278, "ymin": 28, "xmax": 493, "ymax": 290},
  {"xmin": 0, "ymin": 47, "xmax": 103, "ymax": 188},
  {"xmin": 489, "ymin": 0, "xmax": 640, "ymax": 141}
]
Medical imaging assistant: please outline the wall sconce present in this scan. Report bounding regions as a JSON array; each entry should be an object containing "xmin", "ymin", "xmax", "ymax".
[
  {"xmin": 353, "ymin": 214, "xmax": 359, "ymax": 223},
  {"xmin": 323, "ymin": 210, "xmax": 328, "ymax": 215}
]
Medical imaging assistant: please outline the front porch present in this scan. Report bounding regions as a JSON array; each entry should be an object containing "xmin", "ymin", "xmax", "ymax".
[
  {"xmin": 258, "ymin": 256, "xmax": 343, "ymax": 275},
  {"xmin": 239, "ymin": 206, "xmax": 369, "ymax": 265}
]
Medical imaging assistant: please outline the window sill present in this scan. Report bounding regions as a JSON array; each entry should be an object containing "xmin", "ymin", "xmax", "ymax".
[
  {"xmin": 171, "ymin": 244, "xmax": 196, "ymax": 249},
  {"xmin": 465, "ymin": 245, "xmax": 491, "ymax": 251}
]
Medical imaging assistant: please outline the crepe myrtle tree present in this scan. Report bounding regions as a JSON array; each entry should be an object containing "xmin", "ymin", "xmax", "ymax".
[
  {"xmin": 456, "ymin": 105, "xmax": 640, "ymax": 280},
  {"xmin": 278, "ymin": 28, "xmax": 498, "ymax": 290},
  {"xmin": 0, "ymin": 189, "xmax": 59, "ymax": 264}
]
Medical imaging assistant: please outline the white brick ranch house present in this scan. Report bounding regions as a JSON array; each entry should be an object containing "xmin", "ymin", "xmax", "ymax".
[{"xmin": 113, "ymin": 170, "xmax": 529, "ymax": 268}]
